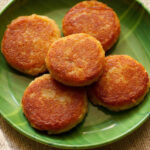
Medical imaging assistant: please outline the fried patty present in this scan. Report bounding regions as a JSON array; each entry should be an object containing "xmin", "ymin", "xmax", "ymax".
[
  {"xmin": 88, "ymin": 55, "xmax": 149, "ymax": 111},
  {"xmin": 62, "ymin": 1, "xmax": 120, "ymax": 51},
  {"xmin": 22, "ymin": 74, "xmax": 87, "ymax": 134},
  {"xmin": 45, "ymin": 33, "xmax": 105, "ymax": 86},
  {"xmin": 1, "ymin": 14, "xmax": 61, "ymax": 76}
]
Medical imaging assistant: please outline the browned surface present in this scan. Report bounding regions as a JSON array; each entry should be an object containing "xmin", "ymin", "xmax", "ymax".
[
  {"xmin": 1, "ymin": 14, "xmax": 60, "ymax": 76},
  {"xmin": 22, "ymin": 74, "xmax": 87, "ymax": 133},
  {"xmin": 62, "ymin": 1, "xmax": 120, "ymax": 51},
  {"xmin": 89, "ymin": 55, "xmax": 149, "ymax": 111},
  {"xmin": 46, "ymin": 33, "xmax": 105, "ymax": 86}
]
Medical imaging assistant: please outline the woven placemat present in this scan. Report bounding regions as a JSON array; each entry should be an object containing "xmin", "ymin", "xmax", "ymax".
[
  {"xmin": 140, "ymin": 0, "xmax": 150, "ymax": 8},
  {"xmin": 0, "ymin": 0, "xmax": 150, "ymax": 150}
]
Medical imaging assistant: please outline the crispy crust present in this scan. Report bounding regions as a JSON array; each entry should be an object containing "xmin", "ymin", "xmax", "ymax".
[
  {"xmin": 62, "ymin": 1, "xmax": 120, "ymax": 51},
  {"xmin": 45, "ymin": 33, "xmax": 105, "ymax": 86},
  {"xmin": 1, "ymin": 14, "xmax": 61, "ymax": 76},
  {"xmin": 22, "ymin": 74, "xmax": 88, "ymax": 134},
  {"xmin": 88, "ymin": 55, "xmax": 150, "ymax": 111}
]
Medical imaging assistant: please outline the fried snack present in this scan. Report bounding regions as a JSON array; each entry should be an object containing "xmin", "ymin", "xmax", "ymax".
[
  {"xmin": 46, "ymin": 33, "xmax": 105, "ymax": 86},
  {"xmin": 1, "ymin": 14, "xmax": 60, "ymax": 76},
  {"xmin": 22, "ymin": 74, "xmax": 87, "ymax": 134},
  {"xmin": 62, "ymin": 1, "xmax": 120, "ymax": 51},
  {"xmin": 88, "ymin": 55, "xmax": 149, "ymax": 111}
]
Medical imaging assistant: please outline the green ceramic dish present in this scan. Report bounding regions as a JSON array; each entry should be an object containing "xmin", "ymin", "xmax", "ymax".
[{"xmin": 0, "ymin": 0, "xmax": 150, "ymax": 149}]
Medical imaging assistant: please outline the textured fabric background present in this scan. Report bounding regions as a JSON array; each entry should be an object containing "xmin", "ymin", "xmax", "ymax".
[{"xmin": 0, "ymin": 0, "xmax": 150, "ymax": 150}]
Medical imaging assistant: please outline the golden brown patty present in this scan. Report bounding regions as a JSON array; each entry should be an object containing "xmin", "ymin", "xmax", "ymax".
[
  {"xmin": 62, "ymin": 1, "xmax": 120, "ymax": 51},
  {"xmin": 1, "ymin": 14, "xmax": 61, "ymax": 76},
  {"xmin": 88, "ymin": 55, "xmax": 149, "ymax": 111},
  {"xmin": 46, "ymin": 33, "xmax": 105, "ymax": 86},
  {"xmin": 22, "ymin": 74, "xmax": 87, "ymax": 134}
]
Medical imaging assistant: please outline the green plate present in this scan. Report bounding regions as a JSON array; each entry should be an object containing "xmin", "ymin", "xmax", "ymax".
[{"xmin": 0, "ymin": 0, "xmax": 150, "ymax": 149}]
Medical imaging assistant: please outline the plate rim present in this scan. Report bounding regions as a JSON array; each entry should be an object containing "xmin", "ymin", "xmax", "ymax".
[
  {"xmin": 1, "ymin": 110, "xmax": 149, "ymax": 149},
  {"xmin": 0, "ymin": 0, "xmax": 14, "ymax": 15}
]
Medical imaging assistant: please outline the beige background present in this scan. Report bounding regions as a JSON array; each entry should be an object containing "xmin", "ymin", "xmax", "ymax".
[{"xmin": 0, "ymin": 0, "xmax": 150, "ymax": 150}]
